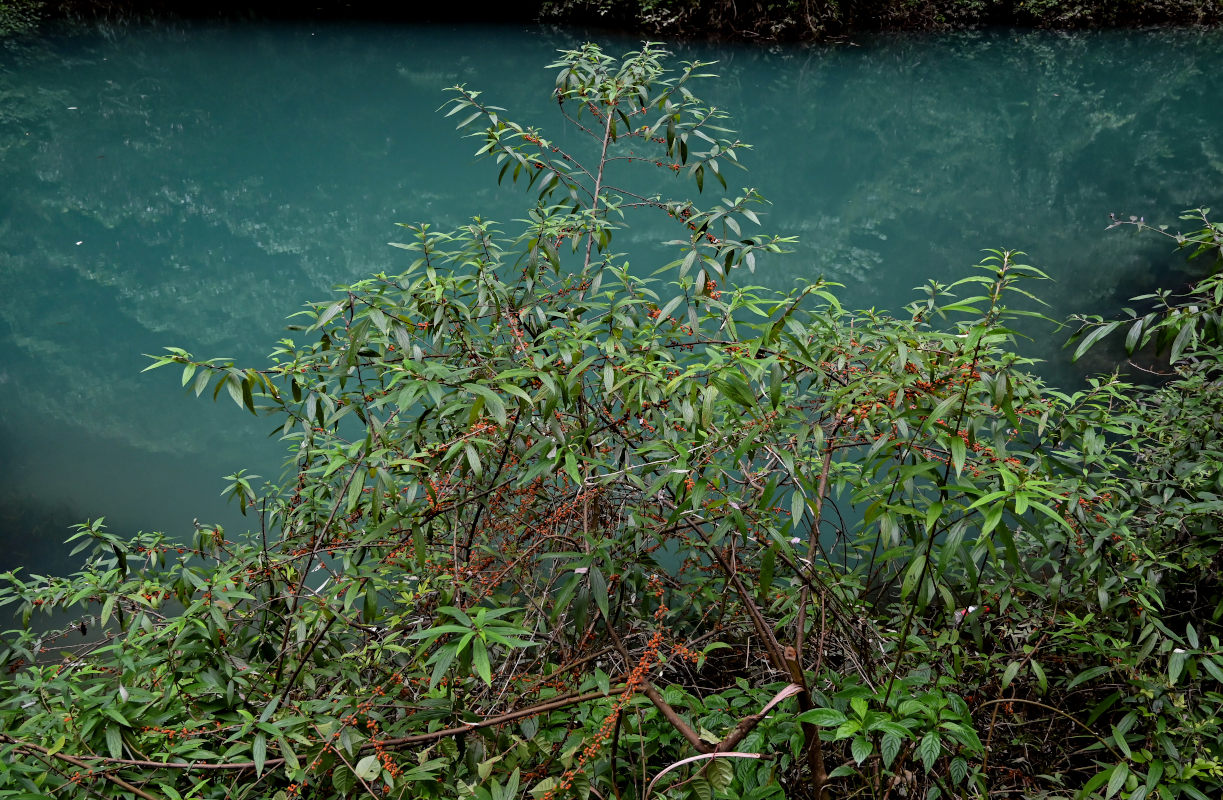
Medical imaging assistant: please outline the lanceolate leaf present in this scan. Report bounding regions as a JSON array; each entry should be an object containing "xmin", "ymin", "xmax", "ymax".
[{"xmin": 253, "ymin": 732, "xmax": 266, "ymax": 777}]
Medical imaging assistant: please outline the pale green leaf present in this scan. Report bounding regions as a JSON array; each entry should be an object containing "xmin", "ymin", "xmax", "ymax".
[{"xmin": 355, "ymin": 754, "xmax": 382, "ymax": 781}]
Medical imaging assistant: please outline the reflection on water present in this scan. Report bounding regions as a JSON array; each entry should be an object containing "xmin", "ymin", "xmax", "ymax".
[{"xmin": 2, "ymin": 22, "xmax": 1221, "ymax": 575}]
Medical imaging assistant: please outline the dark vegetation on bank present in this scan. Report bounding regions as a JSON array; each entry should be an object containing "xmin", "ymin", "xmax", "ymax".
[{"xmin": 2, "ymin": 0, "xmax": 1221, "ymax": 38}]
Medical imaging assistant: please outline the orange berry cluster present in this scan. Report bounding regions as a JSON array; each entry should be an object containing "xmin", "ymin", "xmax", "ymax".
[
  {"xmin": 140, "ymin": 722, "xmax": 217, "ymax": 740},
  {"xmin": 667, "ymin": 207, "xmax": 722, "ymax": 246},
  {"xmin": 506, "ymin": 316, "xmax": 529, "ymax": 354},
  {"xmin": 541, "ymin": 626, "xmax": 666, "ymax": 800},
  {"xmin": 670, "ymin": 642, "xmax": 701, "ymax": 665}
]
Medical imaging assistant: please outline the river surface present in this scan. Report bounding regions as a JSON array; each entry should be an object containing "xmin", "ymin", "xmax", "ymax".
[{"xmin": 2, "ymin": 22, "xmax": 1221, "ymax": 576}]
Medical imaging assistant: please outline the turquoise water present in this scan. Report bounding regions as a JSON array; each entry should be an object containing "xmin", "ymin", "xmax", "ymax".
[{"xmin": 2, "ymin": 22, "xmax": 1221, "ymax": 575}]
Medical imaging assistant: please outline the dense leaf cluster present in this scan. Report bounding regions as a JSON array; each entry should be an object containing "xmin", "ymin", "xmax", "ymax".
[{"xmin": 3, "ymin": 44, "xmax": 1223, "ymax": 800}]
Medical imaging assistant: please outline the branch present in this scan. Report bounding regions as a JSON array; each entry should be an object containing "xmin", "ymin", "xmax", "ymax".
[
  {"xmin": 716, "ymin": 683, "xmax": 804, "ymax": 753},
  {"xmin": 0, "ymin": 736, "xmax": 164, "ymax": 800},
  {"xmin": 602, "ymin": 616, "xmax": 712, "ymax": 754},
  {"xmin": 0, "ymin": 689, "xmax": 619, "ymax": 773},
  {"xmin": 374, "ymin": 687, "xmax": 623, "ymax": 748}
]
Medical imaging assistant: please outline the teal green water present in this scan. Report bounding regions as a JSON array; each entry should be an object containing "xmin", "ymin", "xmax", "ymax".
[{"xmin": 2, "ymin": 22, "xmax": 1221, "ymax": 575}]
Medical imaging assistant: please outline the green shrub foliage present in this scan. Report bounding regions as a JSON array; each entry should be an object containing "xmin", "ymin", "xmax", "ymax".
[
  {"xmin": 539, "ymin": 0, "xmax": 1223, "ymax": 40},
  {"xmin": 0, "ymin": 0, "xmax": 42, "ymax": 35},
  {"xmin": 4, "ymin": 43, "xmax": 1223, "ymax": 800}
]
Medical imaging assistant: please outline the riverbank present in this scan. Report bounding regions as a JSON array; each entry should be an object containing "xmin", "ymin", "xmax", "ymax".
[{"xmin": 4, "ymin": 0, "xmax": 1221, "ymax": 39}]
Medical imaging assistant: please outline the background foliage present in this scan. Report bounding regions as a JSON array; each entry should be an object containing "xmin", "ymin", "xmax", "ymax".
[
  {"xmin": 4, "ymin": 43, "xmax": 1223, "ymax": 800},
  {"xmin": 5, "ymin": 0, "xmax": 1223, "ymax": 41},
  {"xmin": 0, "ymin": 0, "xmax": 41, "ymax": 35},
  {"xmin": 547, "ymin": 0, "xmax": 1223, "ymax": 39},
  {"xmin": 539, "ymin": 0, "xmax": 1223, "ymax": 40}
]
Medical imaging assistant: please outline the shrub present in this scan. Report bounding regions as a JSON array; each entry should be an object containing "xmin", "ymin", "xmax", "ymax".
[
  {"xmin": 0, "ymin": 0, "xmax": 43, "ymax": 35},
  {"xmin": 3, "ymin": 42, "xmax": 1223, "ymax": 800}
]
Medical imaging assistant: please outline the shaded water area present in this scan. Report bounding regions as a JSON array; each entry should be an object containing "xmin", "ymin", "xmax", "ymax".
[{"xmin": 2, "ymin": 22, "xmax": 1222, "ymax": 577}]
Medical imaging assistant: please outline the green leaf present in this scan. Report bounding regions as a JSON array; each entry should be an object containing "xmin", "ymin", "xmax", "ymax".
[
  {"xmin": 241, "ymin": 374, "xmax": 255, "ymax": 414},
  {"xmin": 918, "ymin": 732, "xmax": 941, "ymax": 772},
  {"xmin": 1079, "ymin": 766, "xmax": 1113, "ymax": 798},
  {"xmin": 316, "ymin": 300, "xmax": 346, "ymax": 329},
  {"xmin": 850, "ymin": 735, "xmax": 873, "ymax": 765},
  {"xmin": 1001, "ymin": 661, "xmax": 1021, "ymax": 689},
  {"xmin": 1125, "ymin": 318, "xmax": 1146, "ymax": 354},
  {"xmin": 332, "ymin": 764, "xmax": 357, "ymax": 795},
  {"xmin": 275, "ymin": 735, "xmax": 299, "ymax": 773},
  {"xmin": 594, "ymin": 667, "xmax": 610, "ymax": 696},
  {"xmin": 834, "ymin": 720, "xmax": 861, "ymax": 741},
  {"xmin": 1178, "ymin": 785, "xmax": 1212, "ymax": 800},
  {"xmin": 226, "ymin": 374, "xmax": 245, "ymax": 408},
  {"xmin": 355, "ymin": 754, "xmax": 382, "ymax": 781},
  {"xmin": 531, "ymin": 777, "xmax": 560, "ymax": 799},
  {"xmin": 1105, "ymin": 762, "xmax": 1129, "ymax": 799},
  {"xmin": 901, "ymin": 553, "xmax": 926, "ymax": 599},
  {"xmin": 1072, "ymin": 321, "xmax": 1121, "ymax": 362},
  {"xmin": 795, "ymin": 708, "xmax": 848, "ymax": 727},
  {"xmin": 1144, "ymin": 759, "xmax": 1164, "ymax": 791},
  {"xmin": 1169, "ymin": 650, "xmax": 1188, "ymax": 685},
  {"xmin": 923, "ymin": 393, "xmax": 962, "ymax": 433},
  {"xmin": 1170, "ymin": 317, "xmax": 1196, "ymax": 362},
  {"xmin": 464, "ymin": 443, "xmax": 483, "ymax": 477},
  {"xmin": 504, "ymin": 768, "xmax": 522, "ymax": 800},
  {"xmin": 253, "ymin": 732, "xmax": 267, "ymax": 776},
  {"xmin": 949, "ymin": 436, "xmax": 966, "ymax": 477},
  {"xmin": 464, "ymin": 383, "xmax": 507, "ymax": 426},
  {"xmin": 1030, "ymin": 659, "xmax": 1047, "ymax": 694},
  {"xmin": 980, "ymin": 501, "xmax": 1004, "ymax": 536},
  {"xmin": 881, "ymin": 733, "xmax": 901, "ymax": 767},
  {"xmin": 1201, "ymin": 655, "xmax": 1223, "ymax": 685},
  {"xmin": 707, "ymin": 758, "xmax": 734, "ymax": 791},
  {"xmin": 659, "ymin": 294, "xmax": 685, "ymax": 321},
  {"xmin": 102, "ymin": 706, "xmax": 131, "ymax": 727},
  {"xmin": 105, "ymin": 726, "xmax": 123, "ymax": 760},
  {"xmin": 345, "ymin": 469, "xmax": 366, "ymax": 514},
  {"xmin": 101, "ymin": 594, "xmax": 116, "ymax": 627},
  {"xmin": 790, "ymin": 489, "xmax": 807, "ymax": 529},
  {"xmin": 925, "ymin": 501, "xmax": 944, "ymax": 533},
  {"xmin": 710, "ymin": 375, "xmax": 756, "ymax": 409},
  {"xmin": 363, "ymin": 584, "xmax": 379, "ymax": 623},
  {"xmin": 406, "ymin": 624, "xmax": 474, "ymax": 642},
  {"xmin": 472, "ymin": 637, "xmax": 492, "ymax": 685},
  {"xmin": 1067, "ymin": 665, "xmax": 1114, "ymax": 690},
  {"xmin": 758, "ymin": 545, "xmax": 776, "ymax": 602},
  {"xmin": 429, "ymin": 642, "xmax": 459, "ymax": 689}
]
